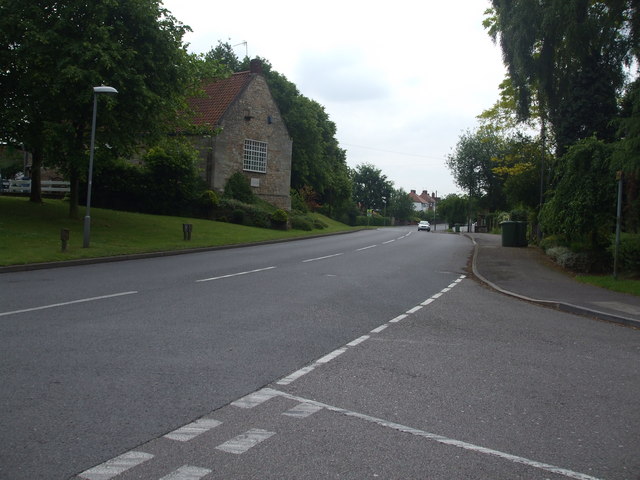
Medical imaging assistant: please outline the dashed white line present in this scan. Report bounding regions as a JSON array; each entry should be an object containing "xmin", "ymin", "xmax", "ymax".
[
  {"xmin": 389, "ymin": 314, "xmax": 408, "ymax": 323},
  {"xmin": 232, "ymin": 389, "xmax": 280, "ymax": 408},
  {"xmin": 0, "ymin": 291, "xmax": 138, "ymax": 318},
  {"xmin": 347, "ymin": 335, "xmax": 370, "ymax": 346},
  {"xmin": 78, "ymin": 451, "xmax": 153, "ymax": 480},
  {"xmin": 406, "ymin": 306, "xmax": 423, "ymax": 314},
  {"xmin": 371, "ymin": 324, "xmax": 388, "ymax": 333},
  {"xmin": 196, "ymin": 266, "xmax": 276, "ymax": 282},
  {"xmin": 382, "ymin": 239, "xmax": 395, "ymax": 244},
  {"xmin": 216, "ymin": 428, "xmax": 275, "ymax": 455},
  {"xmin": 277, "ymin": 365, "xmax": 316, "ymax": 385},
  {"xmin": 356, "ymin": 245, "xmax": 377, "ymax": 251},
  {"xmin": 316, "ymin": 348, "xmax": 347, "ymax": 364},
  {"xmin": 302, "ymin": 253, "xmax": 344, "ymax": 263},
  {"xmin": 164, "ymin": 418, "xmax": 222, "ymax": 442},
  {"xmin": 421, "ymin": 298, "xmax": 435, "ymax": 306},
  {"xmin": 158, "ymin": 465, "xmax": 212, "ymax": 480}
]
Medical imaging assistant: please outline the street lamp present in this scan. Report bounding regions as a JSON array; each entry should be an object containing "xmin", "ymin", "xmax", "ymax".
[{"xmin": 83, "ymin": 85, "xmax": 118, "ymax": 248}]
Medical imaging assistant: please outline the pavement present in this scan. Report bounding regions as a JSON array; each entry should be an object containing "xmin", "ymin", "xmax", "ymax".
[{"xmin": 467, "ymin": 232, "xmax": 640, "ymax": 329}]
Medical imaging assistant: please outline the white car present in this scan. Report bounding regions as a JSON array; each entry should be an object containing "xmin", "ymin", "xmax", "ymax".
[{"xmin": 417, "ymin": 221, "xmax": 431, "ymax": 231}]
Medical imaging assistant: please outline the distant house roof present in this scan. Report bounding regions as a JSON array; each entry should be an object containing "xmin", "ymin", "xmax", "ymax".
[
  {"xmin": 188, "ymin": 71, "xmax": 254, "ymax": 127},
  {"xmin": 409, "ymin": 190, "xmax": 427, "ymax": 204}
]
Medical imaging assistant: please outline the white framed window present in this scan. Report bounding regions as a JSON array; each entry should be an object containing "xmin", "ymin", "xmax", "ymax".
[{"xmin": 243, "ymin": 139, "xmax": 267, "ymax": 173}]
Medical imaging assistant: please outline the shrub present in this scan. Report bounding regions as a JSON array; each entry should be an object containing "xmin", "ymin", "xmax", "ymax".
[
  {"xmin": 270, "ymin": 209, "xmax": 289, "ymax": 230},
  {"xmin": 223, "ymin": 172, "xmax": 256, "ymax": 204},
  {"xmin": 609, "ymin": 234, "xmax": 640, "ymax": 275},
  {"xmin": 291, "ymin": 215, "xmax": 313, "ymax": 231}
]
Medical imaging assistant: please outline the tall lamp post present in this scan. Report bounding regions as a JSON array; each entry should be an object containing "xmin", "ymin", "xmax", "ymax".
[{"xmin": 83, "ymin": 86, "xmax": 118, "ymax": 248}]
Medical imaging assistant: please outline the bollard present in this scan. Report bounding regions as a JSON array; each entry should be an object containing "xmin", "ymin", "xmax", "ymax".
[
  {"xmin": 60, "ymin": 228, "xmax": 70, "ymax": 252},
  {"xmin": 182, "ymin": 223, "xmax": 192, "ymax": 241}
]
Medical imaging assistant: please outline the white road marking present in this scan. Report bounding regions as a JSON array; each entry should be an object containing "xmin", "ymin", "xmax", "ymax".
[
  {"xmin": 283, "ymin": 402, "xmax": 323, "ymax": 418},
  {"xmin": 316, "ymin": 348, "xmax": 347, "ymax": 364},
  {"xmin": 232, "ymin": 389, "xmax": 280, "ymax": 408},
  {"xmin": 164, "ymin": 418, "xmax": 221, "ymax": 442},
  {"xmin": 302, "ymin": 253, "xmax": 344, "ymax": 262},
  {"xmin": 406, "ymin": 306, "xmax": 423, "ymax": 314},
  {"xmin": 347, "ymin": 335, "xmax": 370, "ymax": 346},
  {"xmin": 158, "ymin": 465, "xmax": 212, "ymax": 480},
  {"xmin": 0, "ymin": 291, "xmax": 138, "ymax": 318},
  {"xmin": 389, "ymin": 314, "xmax": 408, "ymax": 323},
  {"xmin": 78, "ymin": 451, "xmax": 153, "ymax": 480},
  {"xmin": 431, "ymin": 292, "xmax": 443, "ymax": 299},
  {"xmin": 196, "ymin": 266, "xmax": 275, "ymax": 282},
  {"xmin": 216, "ymin": 428, "xmax": 275, "ymax": 455},
  {"xmin": 268, "ymin": 389, "xmax": 602, "ymax": 480},
  {"xmin": 421, "ymin": 299, "xmax": 435, "ymax": 306},
  {"xmin": 371, "ymin": 324, "xmax": 388, "ymax": 333},
  {"xmin": 382, "ymin": 239, "xmax": 395, "ymax": 244},
  {"xmin": 356, "ymin": 245, "xmax": 377, "ymax": 251},
  {"xmin": 277, "ymin": 365, "xmax": 316, "ymax": 385}
]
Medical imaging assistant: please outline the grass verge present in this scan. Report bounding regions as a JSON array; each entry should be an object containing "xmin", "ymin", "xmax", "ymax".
[
  {"xmin": 575, "ymin": 274, "xmax": 640, "ymax": 297},
  {"xmin": 0, "ymin": 196, "xmax": 358, "ymax": 267}
]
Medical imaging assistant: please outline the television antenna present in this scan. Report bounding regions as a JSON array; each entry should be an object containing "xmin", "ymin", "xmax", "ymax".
[{"xmin": 234, "ymin": 41, "xmax": 248, "ymax": 58}]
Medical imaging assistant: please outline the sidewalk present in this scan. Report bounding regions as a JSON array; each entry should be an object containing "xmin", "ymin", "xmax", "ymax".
[{"xmin": 467, "ymin": 232, "xmax": 640, "ymax": 328}]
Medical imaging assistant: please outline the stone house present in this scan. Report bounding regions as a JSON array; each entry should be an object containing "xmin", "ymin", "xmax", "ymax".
[{"xmin": 188, "ymin": 60, "xmax": 292, "ymax": 209}]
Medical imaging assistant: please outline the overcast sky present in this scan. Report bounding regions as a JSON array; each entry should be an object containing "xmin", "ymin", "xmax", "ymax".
[{"xmin": 161, "ymin": 0, "xmax": 506, "ymax": 197}]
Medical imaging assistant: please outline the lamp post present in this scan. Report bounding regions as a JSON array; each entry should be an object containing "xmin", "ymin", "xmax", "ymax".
[{"xmin": 83, "ymin": 86, "xmax": 118, "ymax": 248}]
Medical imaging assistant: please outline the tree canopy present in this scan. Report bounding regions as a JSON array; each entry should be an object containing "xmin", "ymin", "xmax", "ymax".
[
  {"xmin": 0, "ymin": 0, "xmax": 206, "ymax": 216},
  {"xmin": 486, "ymin": 0, "xmax": 638, "ymax": 154}
]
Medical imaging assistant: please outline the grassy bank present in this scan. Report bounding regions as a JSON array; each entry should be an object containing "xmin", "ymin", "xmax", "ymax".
[{"xmin": 0, "ymin": 196, "xmax": 358, "ymax": 267}]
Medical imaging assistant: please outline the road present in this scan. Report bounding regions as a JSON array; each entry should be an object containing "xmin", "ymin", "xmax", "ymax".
[{"xmin": 1, "ymin": 227, "xmax": 638, "ymax": 479}]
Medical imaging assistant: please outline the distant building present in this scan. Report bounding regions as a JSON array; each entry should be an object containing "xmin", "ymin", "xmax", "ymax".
[
  {"xmin": 409, "ymin": 189, "xmax": 437, "ymax": 212},
  {"xmin": 187, "ymin": 60, "xmax": 293, "ymax": 209}
]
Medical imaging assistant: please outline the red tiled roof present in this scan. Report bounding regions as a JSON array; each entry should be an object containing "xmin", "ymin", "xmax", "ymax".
[
  {"xmin": 189, "ymin": 71, "xmax": 254, "ymax": 126},
  {"xmin": 409, "ymin": 191, "xmax": 428, "ymax": 204}
]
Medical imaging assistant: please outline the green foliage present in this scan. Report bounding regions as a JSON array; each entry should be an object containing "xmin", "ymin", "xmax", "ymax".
[
  {"xmin": 270, "ymin": 209, "xmax": 288, "ymax": 223},
  {"xmin": 141, "ymin": 139, "xmax": 205, "ymax": 216},
  {"xmin": 540, "ymin": 137, "xmax": 616, "ymax": 250},
  {"xmin": 610, "ymin": 234, "xmax": 640, "ymax": 275},
  {"xmin": 437, "ymin": 194, "xmax": 469, "ymax": 227},
  {"xmin": 486, "ymin": 1, "xmax": 635, "ymax": 153},
  {"xmin": 350, "ymin": 163, "xmax": 393, "ymax": 211},
  {"xmin": 0, "ymin": 0, "xmax": 199, "ymax": 212},
  {"xmin": 446, "ymin": 129, "xmax": 506, "ymax": 211},
  {"xmin": 223, "ymin": 172, "xmax": 256, "ymax": 204},
  {"xmin": 388, "ymin": 188, "xmax": 415, "ymax": 223},
  {"xmin": 290, "ymin": 215, "xmax": 313, "ymax": 231},
  {"xmin": 290, "ymin": 188, "xmax": 308, "ymax": 213}
]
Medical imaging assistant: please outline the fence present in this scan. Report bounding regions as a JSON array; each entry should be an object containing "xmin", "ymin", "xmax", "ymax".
[{"xmin": 0, "ymin": 179, "xmax": 70, "ymax": 195}]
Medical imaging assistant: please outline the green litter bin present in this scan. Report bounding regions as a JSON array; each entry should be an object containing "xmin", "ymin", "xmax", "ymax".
[{"xmin": 501, "ymin": 221, "xmax": 527, "ymax": 247}]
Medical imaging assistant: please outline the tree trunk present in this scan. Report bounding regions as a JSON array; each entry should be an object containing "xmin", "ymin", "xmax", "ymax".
[{"xmin": 29, "ymin": 146, "xmax": 43, "ymax": 203}]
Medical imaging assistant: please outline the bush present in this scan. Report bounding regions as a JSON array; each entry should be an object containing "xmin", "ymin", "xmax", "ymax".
[
  {"xmin": 291, "ymin": 215, "xmax": 313, "ymax": 231},
  {"xmin": 609, "ymin": 234, "xmax": 640, "ymax": 275},
  {"xmin": 270, "ymin": 209, "xmax": 289, "ymax": 230},
  {"xmin": 224, "ymin": 172, "xmax": 256, "ymax": 204}
]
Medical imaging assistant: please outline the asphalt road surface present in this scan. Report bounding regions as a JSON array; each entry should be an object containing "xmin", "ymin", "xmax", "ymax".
[{"xmin": 1, "ymin": 228, "xmax": 638, "ymax": 479}]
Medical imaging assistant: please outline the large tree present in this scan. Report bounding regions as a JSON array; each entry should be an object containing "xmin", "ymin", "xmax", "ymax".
[
  {"xmin": 486, "ymin": 0, "xmax": 637, "ymax": 154},
  {"xmin": 446, "ymin": 129, "xmax": 507, "ymax": 212},
  {"xmin": 350, "ymin": 163, "xmax": 393, "ymax": 211},
  {"xmin": 0, "ymin": 0, "xmax": 198, "ymax": 216}
]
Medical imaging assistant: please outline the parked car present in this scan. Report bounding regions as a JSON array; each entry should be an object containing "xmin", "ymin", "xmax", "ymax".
[{"xmin": 418, "ymin": 221, "xmax": 431, "ymax": 231}]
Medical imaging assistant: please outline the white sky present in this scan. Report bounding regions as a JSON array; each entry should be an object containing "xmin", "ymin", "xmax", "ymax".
[{"xmin": 161, "ymin": 0, "xmax": 506, "ymax": 197}]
